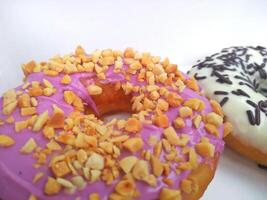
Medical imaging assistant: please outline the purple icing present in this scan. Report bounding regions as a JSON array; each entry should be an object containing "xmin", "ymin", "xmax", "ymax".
[{"xmin": 0, "ymin": 63, "xmax": 224, "ymax": 200}]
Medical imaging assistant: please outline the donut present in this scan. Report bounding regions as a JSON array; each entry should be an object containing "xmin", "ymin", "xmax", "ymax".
[
  {"xmin": 0, "ymin": 46, "xmax": 227, "ymax": 200},
  {"xmin": 188, "ymin": 46, "xmax": 267, "ymax": 166}
]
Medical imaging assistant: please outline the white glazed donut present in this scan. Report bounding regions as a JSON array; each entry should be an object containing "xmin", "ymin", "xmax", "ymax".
[{"xmin": 188, "ymin": 46, "xmax": 267, "ymax": 165}]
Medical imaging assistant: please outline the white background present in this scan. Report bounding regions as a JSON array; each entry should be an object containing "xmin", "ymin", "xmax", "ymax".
[{"xmin": 1, "ymin": 1, "xmax": 267, "ymax": 199}]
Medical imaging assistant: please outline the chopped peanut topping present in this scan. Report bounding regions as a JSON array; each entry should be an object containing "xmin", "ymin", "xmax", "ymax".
[
  {"xmin": 77, "ymin": 149, "xmax": 88, "ymax": 164},
  {"xmin": 143, "ymin": 98, "xmax": 155, "ymax": 110},
  {"xmin": 85, "ymin": 153, "xmax": 104, "ymax": 170},
  {"xmin": 20, "ymin": 138, "xmax": 37, "ymax": 154},
  {"xmin": 115, "ymin": 179, "xmax": 136, "ymax": 196},
  {"xmin": 124, "ymin": 48, "xmax": 135, "ymax": 58},
  {"xmin": 101, "ymin": 56, "xmax": 115, "ymax": 66},
  {"xmin": 201, "ymin": 137, "xmax": 210, "ymax": 143},
  {"xmin": 43, "ymin": 126, "xmax": 55, "ymax": 139},
  {"xmin": 22, "ymin": 60, "xmax": 36, "ymax": 76},
  {"xmin": 61, "ymin": 75, "xmax": 72, "ymax": 84},
  {"xmin": 43, "ymin": 79, "xmax": 53, "ymax": 88},
  {"xmin": 2, "ymin": 101, "xmax": 18, "ymax": 116},
  {"xmin": 43, "ymin": 88, "xmax": 55, "ymax": 97},
  {"xmin": 166, "ymin": 92, "xmax": 183, "ymax": 107},
  {"xmin": 159, "ymin": 188, "xmax": 181, "ymax": 200},
  {"xmin": 162, "ymin": 139, "xmax": 171, "ymax": 153},
  {"xmin": 33, "ymin": 172, "xmax": 44, "ymax": 183},
  {"xmin": 206, "ymin": 112, "xmax": 223, "ymax": 127},
  {"xmin": 195, "ymin": 142, "xmax": 215, "ymax": 157},
  {"xmin": 96, "ymin": 125, "xmax": 108, "ymax": 135},
  {"xmin": 153, "ymin": 114, "xmax": 169, "ymax": 128},
  {"xmin": 210, "ymin": 99, "xmax": 223, "ymax": 116},
  {"xmin": 204, "ymin": 123, "xmax": 219, "ymax": 137},
  {"xmin": 27, "ymin": 115, "xmax": 37, "ymax": 127},
  {"xmin": 179, "ymin": 106, "xmax": 193, "ymax": 118},
  {"xmin": 151, "ymin": 155, "xmax": 163, "ymax": 177},
  {"xmin": 44, "ymin": 69, "xmax": 59, "ymax": 77},
  {"xmin": 185, "ymin": 77, "xmax": 199, "ymax": 92},
  {"xmin": 64, "ymin": 91, "xmax": 76, "ymax": 104},
  {"xmin": 44, "ymin": 177, "xmax": 62, "ymax": 195},
  {"xmin": 165, "ymin": 64, "xmax": 177, "ymax": 73},
  {"xmin": 33, "ymin": 111, "xmax": 49, "ymax": 132},
  {"xmin": 119, "ymin": 156, "xmax": 138, "ymax": 173},
  {"xmin": 193, "ymin": 115, "xmax": 202, "ymax": 128},
  {"xmin": 132, "ymin": 160, "xmax": 149, "ymax": 180},
  {"xmin": 3, "ymin": 89, "xmax": 17, "ymax": 107},
  {"xmin": 15, "ymin": 120, "xmax": 28, "ymax": 132},
  {"xmin": 189, "ymin": 148, "xmax": 199, "ymax": 169},
  {"xmin": 123, "ymin": 137, "xmax": 144, "ymax": 153},
  {"xmin": 87, "ymin": 85, "xmax": 103, "ymax": 95},
  {"xmin": 21, "ymin": 107, "xmax": 37, "ymax": 116},
  {"xmin": 89, "ymin": 193, "xmax": 100, "ymax": 200},
  {"xmin": 184, "ymin": 98, "xmax": 205, "ymax": 111},
  {"xmin": 162, "ymin": 178, "xmax": 174, "ymax": 186},
  {"xmin": 31, "ymin": 97, "xmax": 38, "ymax": 107},
  {"xmin": 177, "ymin": 134, "xmax": 190, "ymax": 146},
  {"xmin": 114, "ymin": 60, "xmax": 123, "ymax": 71},
  {"xmin": 157, "ymin": 99, "xmax": 169, "ymax": 112},
  {"xmin": 75, "ymin": 45, "xmax": 85, "ymax": 56},
  {"xmin": 18, "ymin": 93, "xmax": 31, "ymax": 108},
  {"xmin": 47, "ymin": 112, "xmax": 65, "ymax": 129},
  {"xmin": 99, "ymin": 142, "xmax": 113, "ymax": 154},
  {"xmin": 28, "ymin": 194, "xmax": 37, "ymax": 200},
  {"xmin": 109, "ymin": 193, "xmax": 125, "ymax": 200},
  {"xmin": 6, "ymin": 116, "xmax": 14, "ymax": 123},
  {"xmin": 173, "ymin": 117, "xmax": 185, "ymax": 129},
  {"xmin": 46, "ymin": 140, "xmax": 62, "ymax": 151},
  {"xmin": 71, "ymin": 176, "xmax": 86, "ymax": 189},
  {"xmin": 163, "ymin": 127, "xmax": 179, "ymax": 145},
  {"xmin": 143, "ymin": 174, "xmax": 157, "ymax": 187},
  {"xmin": 150, "ymin": 91, "xmax": 160, "ymax": 100},
  {"xmin": 153, "ymin": 141, "xmax": 163, "ymax": 157},
  {"xmin": 57, "ymin": 178, "xmax": 75, "ymax": 188},
  {"xmin": 0, "ymin": 134, "xmax": 15, "ymax": 147},
  {"xmin": 2, "ymin": 90, "xmax": 18, "ymax": 115},
  {"xmin": 28, "ymin": 87, "xmax": 43, "ymax": 97},
  {"xmin": 125, "ymin": 118, "xmax": 142, "ymax": 133},
  {"xmin": 90, "ymin": 169, "xmax": 101, "ymax": 182},
  {"xmin": 32, "ymin": 81, "xmax": 40, "ymax": 88},
  {"xmin": 51, "ymin": 160, "xmax": 71, "ymax": 177}
]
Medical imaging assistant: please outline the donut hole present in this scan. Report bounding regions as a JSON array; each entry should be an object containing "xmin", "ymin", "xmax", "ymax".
[{"xmin": 82, "ymin": 80, "xmax": 133, "ymax": 118}]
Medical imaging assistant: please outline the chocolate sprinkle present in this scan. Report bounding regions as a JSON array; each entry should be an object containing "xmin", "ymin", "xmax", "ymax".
[
  {"xmin": 213, "ymin": 71, "xmax": 233, "ymax": 84},
  {"xmin": 214, "ymin": 91, "xmax": 228, "ymax": 95},
  {"xmin": 246, "ymin": 100, "xmax": 257, "ymax": 108},
  {"xmin": 260, "ymin": 100, "xmax": 267, "ymax": 107},
  {"xmin": 261, "ymin": 88, "xmax": 267, "ymax": 93},
  {"xmin": 258, "ymin": 100, "xmax": 267, "ymax": 117},
  {"xmin": 194, "ymin": 73, "xmax": 207, "ymax": 80},
  {"xmin": 246, "ymin": 110, "xmax": 255, "ymax": 125},
  {"xmin": 220, "ymin": 97, "xmax": 229, "ymax": 107},
  {"xmin": 231, "ymin": 89, "xmax": 250, "ymax": 98},
  {"xmin": 258, "ymin": 164, "xmax": 267, "ymax": 170},
  {"xmin": 255, "ymin": 106, "xmax": 261, "ymax": 125},
  {"xmin": 239, "ymin": 82, "xmax": 256, "ymax": 91}
]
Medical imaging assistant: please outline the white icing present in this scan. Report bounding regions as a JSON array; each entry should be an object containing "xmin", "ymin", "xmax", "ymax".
[{"xmin": 188, "ymin": 46, "xmax": 267, "ymax": 153}]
